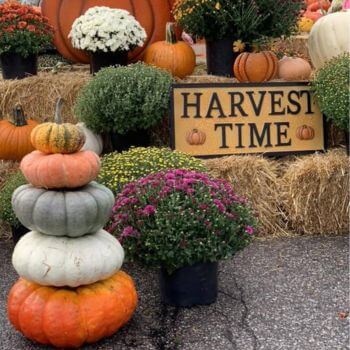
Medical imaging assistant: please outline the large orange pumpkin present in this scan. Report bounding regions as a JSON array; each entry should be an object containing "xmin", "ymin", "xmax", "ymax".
[
  {"xmin": 20, "ymin": 150, "xmax": 101, "ymax": 189},
  {"xmin": 0, "ymin": 106, "xmax": 39, "ymax": 161},
  {"xmin": 8, "ymin": 271, "xmax": 138, "ymax": 349},
  {"xmin": 234, "ymin": 51, "xmax": 278, "ymax": 83},
  {"xmin": 41, "ymin": 0, "xmax": 177, "ymax": 63}
]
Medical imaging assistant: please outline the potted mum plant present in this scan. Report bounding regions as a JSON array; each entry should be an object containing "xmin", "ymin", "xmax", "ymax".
[
  {"xmin": 108, "ymin": 169, "xmax": 257, "ymax": 307},
  {"xmin": 173, "ymin": 0, "xmax": 303, "ymax": 77},
  {"xmin": 69, "ymin": 6, "xmax": 147, "ymax": 74},
  {"xmin": 0, "ymin": 0, "xmax": 53, "ymax": 79}
]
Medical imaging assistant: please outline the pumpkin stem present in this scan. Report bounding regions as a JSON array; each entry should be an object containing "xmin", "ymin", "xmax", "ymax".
[
  {"xmin": 54, "ymin": 98, "xmax": 64, "ymax": 124},
  {"xmin": 12, "ymin": 105, "xmax": 27, "ymax": 127},
  {"xmin": 166, "ymin": 22, "xmax": 177, "ymax": 44}
]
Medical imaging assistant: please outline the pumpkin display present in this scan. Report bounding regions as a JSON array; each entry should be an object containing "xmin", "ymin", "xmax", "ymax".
[
  {"xmin": 233, "ymin": 51, "xmax": 278, "ymax": 83},
  {"xmin": 303, "ymin": 10, "xmax": 323, "ymax": 22},
  {"xmin": 296, "ymin": 125, "xmax": 315, "ymax": 140},
  {"xmin": 8, "ymin": 271, "xmax": 138, "ymax": 348},
  {"xmin": 298, "ymin": 16, "xmax": 314, "ymax": 32},
  {"xmin": 278, "ymin": 56, "xmax": 312, "ymax": 81},
  {"xmin": 20, "ymin": 150, "xmax": 100, "ymax": 189},
  {"xmin": 308, "ymin": 11, "xmax": 350, "ymax": 69},
  {"xmin": 0, "ymin": 106, "xmax": 39, "ymax": 161},
  {"xmin": 144, "ymin": 22, "xmax": 195, "ymax": 79},
  {"xmin": 12, "ymin": 230, "xmax": 124, "ymax": 287},
  {"xmin": 12, "ymin": 182, "xmax": 114, "ymax": 237},
  {"xmin": 31, "ymin": 99, "xmax": 86, "ymax": 154},
  {"xmin": 41, "ymin": 0, "xmax": 176, "ymax": 63},
  {"xmin": 186, "ymin": 129, "xmax": 206, "ymax": 145},
  {"xmin": 77, "ymin": 122, "xmax": 103, "ymax": 155}
]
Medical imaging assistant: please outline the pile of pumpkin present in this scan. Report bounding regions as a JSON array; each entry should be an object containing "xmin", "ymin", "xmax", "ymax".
[{"xmin": 6, "ymin": 99, "xmax": 137, "ymax": 349}]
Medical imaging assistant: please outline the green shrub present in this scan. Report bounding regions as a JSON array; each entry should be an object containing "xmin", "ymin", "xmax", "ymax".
[
  {"xmin": 98, "ymin": 147, "xmax": 207, "ymax": 193},
  {"xmin": 74, "ymin": 63, "xmax": 174, "ymax": 134},
  {"xmin": 312, "ymin": 53, "xmax": 350, "ymax": 131},
  {"xmin": 0, "ymin": 171, "xmax": 26, "ymax": 228}
]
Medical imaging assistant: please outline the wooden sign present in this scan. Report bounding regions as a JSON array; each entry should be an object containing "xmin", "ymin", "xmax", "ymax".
[{"xmin": 170, "ymin": 82, "xmax": 326, "ymax": 157}]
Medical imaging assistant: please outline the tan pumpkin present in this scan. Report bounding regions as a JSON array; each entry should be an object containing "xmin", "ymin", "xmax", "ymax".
[
  {"xmin": 278, "ymin": 56, "xmax": 312, "ymax": 81},
  {"xmin": 0, "ymin": 106, "xmax": 39, "ymax": 161},
  {"xmin": 296, "ymin": 125, "xmax": 315, "ymax": 140},
  {"xmin": 20, "ymin": 150, "xmax": 100, "ymax": 189},
  {"xmin": 186, "ymin": 129, "xmax": 206, "ymax": 145},
  {"xmin": 31, "ymin": 98, "xmax": 85, "ymax": 154},
  {"xmin": 234, "ymin": 51, "xmax": 278, "ymax": 83},
  {"xmin": 144, "ymin": 22, "xmax": 195, "ymax": 79}
]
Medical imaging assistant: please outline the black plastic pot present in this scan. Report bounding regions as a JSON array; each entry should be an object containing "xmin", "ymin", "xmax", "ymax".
[
  {"xmin": 110, "ymin": 129, "xmax": 151, "ymax": 152},
  {"xmin": 90, "ymin": 51, "xmax": 128, "ymax": 74},
  {"xmin": 159, "ymin": 262, "xmax": 218, "ymax": 307},
  {"xmin": 11, "ymin": 224, "xmax": 28, "ymax": 245},
  {"xmin": 0, "ymin": 53, "xmax": 37, "ymax": 80},
  {"xmin": 206, "ymin": 38, "xmax": 240, "ymax": 77}
]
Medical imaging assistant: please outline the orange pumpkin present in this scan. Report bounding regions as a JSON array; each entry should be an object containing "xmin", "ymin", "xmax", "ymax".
[
  {"xmin": 303, "ymin": 10, "xmax": 323, "ymax": 22},
  {"xmin": 296, "ymin": 125, "xmax": 315, "ymax": 140},
  {"xmin": 234, "ymin": 51, "xmax": 278, "ymax": 83},
  {"xmin": 186, "ymin": 129, "xmax": 206, "ymax": 145},
  {"xmin": 0, "ymin": 106, "xmax": 39, "ymax": 161},
  {"xmin": 307, "ymin": 0, "xmax": 330, "ymax": 11},
  {"xmin": 20, "ymin": 150, "xmax": 100, "ymax": 189},
  {"xmin": 144, "ymin": 22, "xmax": 195, "ymax": 79},
  {"xmin": 8, "ymin": 271, "xmax": 138, "ymax": 349},
  {"xmin": 278, "ymin": 56, "xmax": 312, "ymax": 81},
  {"xmin": 41, "ymin": 0, "xmax": 177, "ymax": 63}
]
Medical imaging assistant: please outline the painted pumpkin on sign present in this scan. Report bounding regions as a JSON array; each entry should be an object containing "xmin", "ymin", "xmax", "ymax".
[
  {"xmin": 31, "ymin": 98, "xmax": 86, "ymax": 154},
  {"xmin": 41, "ymin": 0, "xmax": 177, "ymax": 63},
  {"xmin": 7, "ymin": 271, "xmax": 137, "ymax": 348},
  {"xmin": 186, "ymin": 129, "xmax": 206, "ymax": 146},
  {"xmin": 234, "ymin": 51, "xmax": 278, "ymax": 83},
  {"xmin": 296, "ymin": 125, "xmax": 315, "ymax": 140},
  {"xmin": 0, "ymin": 106, "xmax": 38, "ymax": 161}
]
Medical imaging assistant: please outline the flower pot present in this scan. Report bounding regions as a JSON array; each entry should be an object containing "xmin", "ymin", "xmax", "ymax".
[
  {"xmin": 0, "ymin": 53, "xmax": 37, "ymax": 80},
  {"xmin": 110, "ymin": 129, "xmax": 151, "ymax": 153},
  {"xmin": 159, "ymin": 262, "xmax": 218, "ymax": 307},
  {"xmin": 206, "ymin": 38, "xmax": 240, "ymax": 77},
  {"xmin": 11, "ymin": 224, "xmax": 28, "ymax": 245},
  {"xmin": 90, "ymin": 51, "xmax": 128, "ymax": 74}
]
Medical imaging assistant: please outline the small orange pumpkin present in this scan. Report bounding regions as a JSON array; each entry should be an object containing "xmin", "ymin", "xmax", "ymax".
[
  {"xmin": 20, "ymin": 150, "xmax": 101, "ymax": 189},
  {"xmin": 144, "ymin": 22, "xmax": 195, "ymax": 79},
  {"xmin": 0, "ymin": 105, "xmax": 39, "ymax": 161},
  {"xmin": 186, "ymin": 129, "xmax": 206, "ymax": 145},
  {"xmin": 7, "ymin": 271, "xmax": 138, "ymax": 349},
  {"xmin": 234, "ymin": 51, "xmax": 278, "ymax": 83},
  {"xmin": 296, "ymin": 125, "xmax": 315, "ymax": 140}
]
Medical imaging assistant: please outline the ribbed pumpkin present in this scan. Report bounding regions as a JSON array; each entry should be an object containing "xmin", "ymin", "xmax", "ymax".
[
  {"xmin": 144, "ymin": 22, "xmax": 195, "ymax": 79},
  {"xmin": 12, "ymin": 182, "xmax": 114, "ymax": 237},
  {"xmin": 20, "ymin": 150, "xmax": 100, "ymax": 189},
  {"xmin": 41, "ymin": 0, "xmax": 176, "ymax": 63},
  {"xmin": 296, "ymin": 125, "xmax": 315, "ymax": 140},
  {"xmin": 0, "ymin": 106, "xmax": 38, "ymax": 161},
  {"xmin": 8, "ymin": 271, "xmax": 138, "ymax": 348},
  {"xmin": 12, "ymin": 230, "xmax": 124, "ymax": 287},
  {"xmin": 234, "ymin": 51, "xmax": 278, "ymax": 83},
  {"xmin": 186, "ymin": 129, "xmax": 206, "ymax": 145},
  {"xmin": 31, "ymin": 98, "xmax": 85, "ymax": 154}
]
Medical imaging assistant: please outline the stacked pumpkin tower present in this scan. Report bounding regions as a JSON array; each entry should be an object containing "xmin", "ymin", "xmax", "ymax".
[{"xmin": 7, "ymin": 99, "xmax": 137, "ymax": 349}]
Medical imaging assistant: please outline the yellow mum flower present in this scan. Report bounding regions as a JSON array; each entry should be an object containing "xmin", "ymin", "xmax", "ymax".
[
  {"xmin": 233, "ymin": 40, "xmax": 246, "ymax": 53},
  {"xmin": 215, "ymin": 2, "xmax": 221, "ymax": 10}
]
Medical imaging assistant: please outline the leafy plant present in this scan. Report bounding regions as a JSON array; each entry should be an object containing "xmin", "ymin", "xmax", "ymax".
[
  {"xmin": 173, "ymin": 0, "xmax": 303, "ymax": 42},
  {"xmin": 0, "ymin": 171, "xmax": 26, "ymax": 228},
  {"xmin": 312, "ymin": 53, "xmax": 350, "ymax": 131},
  {"xmin": 98, "ymin": 147, "xmax": 207, "ymax": 194},
  {"xmin": 108, "ymin": 169, "xmax": 257, "ymax": 273},
  {"xmin": 74, "ymin": 63, "xmax": 174, "ymax": 134}
]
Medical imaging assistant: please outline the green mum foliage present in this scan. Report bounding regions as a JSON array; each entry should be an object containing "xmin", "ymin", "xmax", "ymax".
[
  {"xmin": 312, "ymin": 53, "xmax": 350, "ymax": 131},
  {"xmin": 98, "ymin": 147, "xmax": 207, "ymax": 194},
  {"xmin": 0, "ymin": 171, "xmax": 27, "ymax": 228}
]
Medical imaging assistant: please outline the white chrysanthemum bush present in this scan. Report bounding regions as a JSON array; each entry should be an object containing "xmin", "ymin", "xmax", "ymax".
[{"xmin": 69, "ymin": 6, "xmax": 147, "ymax": 52}]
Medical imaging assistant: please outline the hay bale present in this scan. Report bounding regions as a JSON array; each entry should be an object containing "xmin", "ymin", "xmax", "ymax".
[
  {"xmin": 282, "ymin": 149, "xmax": 349, "ymax": 235},
  {"xmin": 205, "ymin": 155, "xmax": 288, "ymax": 236},
  {"xmin": 0, "ymin": 71, "xmax": 90, "ymax": 123}
]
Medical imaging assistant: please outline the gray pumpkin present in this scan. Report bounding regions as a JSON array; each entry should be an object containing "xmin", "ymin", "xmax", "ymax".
[{"xmin": 12, "ymin": 182, "xmax": 114, "ymax": 237}]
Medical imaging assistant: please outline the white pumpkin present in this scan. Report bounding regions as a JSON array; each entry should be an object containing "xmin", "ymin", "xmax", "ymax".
[
  {"xmin": 12, "ymin": 230, "xmax": 124, "ymax": 287},
  {"xmin": 77, "ymin": 122, "xmax": 103, "ymax": 155},
  {"xmin": 308, "ymin": 11, "xmax": 350, "ymax": 69}
]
